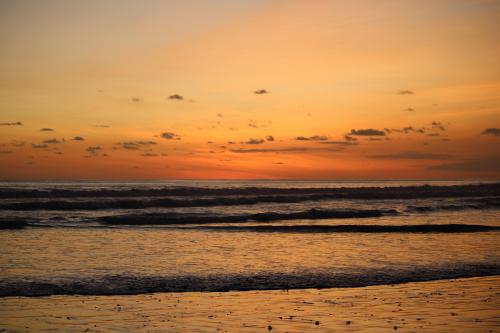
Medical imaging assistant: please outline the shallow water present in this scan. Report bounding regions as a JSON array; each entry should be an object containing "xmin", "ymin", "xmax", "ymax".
[{"xmin": 0, "ymin": 180, "xmax": 499, "ymax": 295}]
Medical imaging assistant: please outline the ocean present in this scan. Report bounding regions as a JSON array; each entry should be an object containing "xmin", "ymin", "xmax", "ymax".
[{"xmin": 1, "ymin": 180, "xmax": 499, "ymax": 297}]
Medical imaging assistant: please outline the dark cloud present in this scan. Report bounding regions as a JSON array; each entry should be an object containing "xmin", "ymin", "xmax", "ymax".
[
  {"xmin": 0, "ymin": 150, "xmax": 13, "ymax": 154},
  {"xmin": 431, "ymin": 122, "xmax": 446, "ymax": 131},
  {"xmin": 482, "ymin": 128, "xmax": 500, "ymax": 136},
  {"xmin": 40, "ymin": 128, "xmax": 54, "ymax": 132},
  {"xmin": 429, "ymin": 156, "xmax": 500, "ymax": 173},
  {"xmin": 231, "ymin": 147, "xmax": 309, "ymax": 153},
  {"xmin": 85, "ymin": 146, "xmax": 102, "ymax": 155},
  {"xmin": 227, "ymin": 141, "xmax": 236, "ymax": 144},
  {"xmin": 265, "ymin": 135, "xmax": 275, "ymax": 142},
  {"xmin": 243, "ymin": 138, "xmax": 265, "ymax": 145},
  {"xmin": 295, "ymin": 135, "xmax": 328, "ymax": 141},
  {"xmin": 72, "ymin": 136, "xmax": 85, "ymax": 141},
  {"xmin": 160, "ymin": 132, "xmax": 181, "ymax": 140},
  {"xmin": 116, "ymin": 140, "xmax": 157, "ymax": 150},
  {"xmin": 248, "ymin": 123, "xmax": 258, "ymax": 128},
  {"xmin": 254, "ymin": 89, "xmax": 269, "ymax": 95},
  {"xmin": 131, "ymin": 98, "xmax": 142, "ymax": 102},
  {"xmin": 0, "ymin": 121, "xmax": 22, "ymax": 126},
  {"xmin": 344, "ymin": 135, "xmax": 357, "ymax": 142},
  {"xmin": 216, "ymin": 113, "xmax": 223, "ymax": 118},
  {"xmin": 403, "ymin": 126, "xmax": 425, "ymax": 134},
  {"xmin": 43, "ymin": 139, "xmax": 61, "ymax": 144},
  {"xmin": 369, "ymin": 151, "xmax": 452, "ymax": 160},
  {"xmin": 95, "ymin": 125, "xmax": 110, "ymax": 128},
  {"xmin": 320, "ymin": 141, "xmax": 358, "ymax": 146},
  {"xmin": 230, "ymin": 146, "xmax": 341, "ymax": 154},
  {"xmin": 168, "ymin": 94, "xmax": 184, "ymax": 100},
  {"xmin": 350, "ymin": 129, "xmax": 385, "ymax": 136},
  {"xmin": 405, "ymin": 107, "xmax": 415, "ymax": 112},
  {"xmin": 141, "ymin": 153, "xmax": 159, "ymax": 157},
  {"xmin": 32, "ymin": 144, "xmax": 49, "ymax": 149},
  {"xmin": 397, "ymin": 90, "xmax": 414, "ymax": 95}
]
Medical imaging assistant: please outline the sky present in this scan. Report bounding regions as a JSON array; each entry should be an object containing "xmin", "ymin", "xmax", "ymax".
[{"xmin": 1, "ymin": 0, "xmax": 500, "ymax": 180}]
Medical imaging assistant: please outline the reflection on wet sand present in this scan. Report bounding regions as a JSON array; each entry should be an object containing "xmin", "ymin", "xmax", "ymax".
[{"xmin": 1, "ymin": 276, "xmax": 498, "ymax": 332}]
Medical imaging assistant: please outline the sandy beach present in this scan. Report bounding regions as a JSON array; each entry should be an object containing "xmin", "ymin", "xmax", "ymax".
[{"xmin": 1, "ymin": 276, "xmax": 498, "ymax": 332}]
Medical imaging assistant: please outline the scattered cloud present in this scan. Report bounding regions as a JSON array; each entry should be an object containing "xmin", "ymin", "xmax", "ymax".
[
  {"xmin": 320, "ymin": 141, "xmax": 358, "ymax": 146},
  {"xmin": 72, "ymin": 136, "xmax": 85, "ymax": 141},
  {"xmin": 248, "ymin": 123, "xmax": 258, "ymax": 128},
  {"xmin": 40, "ymin": 128, "xmax": 54, "ymax": 132},
  {"xmin": 350, "ymin": 129, "xmax": 385, "ymax": 136},
  {"xmin": 344, "ymin": 135, "xmax": 357, "ymax": 142},
  {"xmin": 397, "ymin": 90, "xmax": 414, "ymax": 95},
  {"xmin": 160, "ymin": 132, "xmax": 181, "ymax": 140},
  {"xmin": 32, "ymin": 144, "xmax": 49, "ymax": 149},
  {"xmin": 482, "ymin": 128, "xmax": 500, "ymax": 136},
  {"xmin": 265, "ymin": 135, "xmax": 275, "ymax": 142},
  {"xmin": 295, "ymin": 135, "xmax": 328, "ymax": 141},
  {"xmin": 405, "ymin": 107, "xmax": 415, "ymax": 112},
  {"xmin": 116, "ymin": 140, "xmax": 157, "ymax": 150},
  {"xmin": 231, "ymin": 147, "xmax": 309, "ymax": 153},
  {"xmin": 168, "ymin": 94, "xmax": 184, "ymax": 100},
  {"xmin": 0, "ymin": 121, "xmax": 22, "ymax": 126},
  {"xmin": 85, "ymin": 146, "xmax": 102, "ymax": 155},
  {"xmin": 216, "ymin": 113, "xmax": 223, "ymax": 118},
  {"xmin": 141, "ymin": 153, "xmax": 159, "ymax": 157},
  {"xmin": 43, "ymin": 139, "xmax": 61, "ymax": 144},
  {"xmin": 431, "ymin": 122, "xmax": 446, "ymax": 131},
  {"xmin": 369, "ymin": 151, "xmax": 452, "ymax": 160},
  {"xmin": 95, "ymin": 124, "xmax": 110, "ymax": 128},
  {"xmin": 131, "ymin": 98, "xmax": 142, "ymax": 102},
  {"xmin": 254, "ymin": 89, "xmax": 269, "ymax": 95},
  {"xmin": 243, "ymin": 138, "xmax": 265, "ymax": 145}
]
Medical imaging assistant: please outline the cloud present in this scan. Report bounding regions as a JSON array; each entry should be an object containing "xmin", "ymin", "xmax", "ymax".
[
  {"xmin": 231, "ymin": 147, "xmax": 309, "ymax": 153},
  {"xmin": 40, "ymin": 128, "xmax": 54, "ymax": 132},
  {"xmin": 168, "ymin": 94, "xmax": 184, "ymax": 100},
  {"xmin": 482, "ymin": 128, "xmax": 500, "ymax": 136},
  {"xmin": 216, "ymin": 113, "xmax": 223, "ymax": 118},
  {"xmin": 160, "ymin": 132, "xmax": 181, "ymax": 140},
  {"xmin": 32, "ymin": 144, "xmax": 49, "ymax": 149},
  {"xmin": 43, "ymin": 139, "xmax": 61, "ymax": 144},
  {"xmin": 85, "ymin": 146, "xmax": 102, "ymax": 155},
  {"xmin": 431, "ymin": 122, "xmax": 446, "ymax": 131},
  {"xmin": 405, "ymin": 107, "xmax": 415, "ymax": 112},
  {"xmin": 248, "ymin": 123, "xmax": 258, "ymax": 128},
  {"xmin": 254, "ymin": 89, "xmax": 269, "ymax": 95},
  {"xmin": 95, "ymin": 124, "xmax": 110, "ymax": 128},
  {"xmin": 243, "ymin": 138, "xmax": 265, "ymax": 145},
  {"xmin": 72, "ymin": 136, "xmax": 85, "ymax": 141},
  {"xmin": 0, "ymin": 150, "xmax": 13, "ymax": 154},
  {"xmin": 344, "ymin": 135, "xmax": 357, "ymax": 142},
  {"xmin": 141, "ymin": 153, "xmax": 159, "ymax": 157},
  {"xmin": 397, "ymin": 90, "xmax": 414, "ymax": 95},
  {"xmin": 295, "ymin": 135, "xmax": 328, "ymax": 141},
  {"xmin": 116, "ymin": 140, "xmax": 157, "ymax": 150},
  {"xmin": 131, "ymin": 98, "xmax": 142, "ymax": 102},
  {"xmin": 320, "ymin": 141, "xmax": 358, "ymax": 146},
  {"xmin": 350, "ymin": 129, "xmax": 385, "ymax": 136},
  {"xmin": 0, "ymin": 121, "xmax": 22, "ymax": 126},
  {"xmin": 369, "ymin": 151, "xmax": 452, "ymax": 160},
  {"xmin": 10, "ymin": 140, "xmax": 25, "ymax": 147},
  {"xmin": 429, "ymin": 156, "xmax": 500, "ymax": 173},
  {"xmin": 265, "ymin": 135, "xmax": 275, "ymax": 142}
]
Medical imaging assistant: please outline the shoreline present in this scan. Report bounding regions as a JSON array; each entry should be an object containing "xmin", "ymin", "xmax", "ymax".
[{"xmin": 1, "ymin": 275, "xmax": 498, "ymax": 332}]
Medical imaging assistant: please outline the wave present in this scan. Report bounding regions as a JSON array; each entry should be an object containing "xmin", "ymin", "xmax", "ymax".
[
  {"xmin": 1, "ymin": 195, "xmax": 499, "ymax": 212},
  {"xmin": 1, "ymin": 263, "xmax": 498, "ymax": 297},
  {"xmin": 183, "ymin": 224, "xmax": 500, "ymax": 233},
  {"xmin": 100, "ymin": 208, "xmax": 398, "ymax": 225},
  {"xmin": 1, "ymin": 182, "xmax": 498, "ymax": 199}
]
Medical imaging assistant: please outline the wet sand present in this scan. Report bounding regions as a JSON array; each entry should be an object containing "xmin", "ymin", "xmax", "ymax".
[{"xmin": 1, "ymin": 276, "xmax": 499, "ymax": 332}]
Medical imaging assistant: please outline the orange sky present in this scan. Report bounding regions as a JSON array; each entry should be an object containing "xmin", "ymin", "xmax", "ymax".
[{"xmin": 1, "ymin": 0, "xmax": 499, "ymax": 179}]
